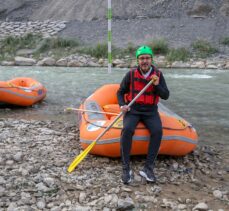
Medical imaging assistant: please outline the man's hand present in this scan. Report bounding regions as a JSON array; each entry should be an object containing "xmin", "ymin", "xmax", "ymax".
[
  {"xmin": 120, "ymin": 105, "xmax": 130, "ymax": 112},
  {"xmin": 151, "ymin": 75, "xmax": 159, "ymax": 86}
]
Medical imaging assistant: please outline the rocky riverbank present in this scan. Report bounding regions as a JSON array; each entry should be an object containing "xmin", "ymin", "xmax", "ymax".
[
  {"xmin": 0, "ymin": 20, "xmax": 229, "ymax": 70},
  {"xmin": 1, "ymin": 54, "xmax": 229, "ymax": 70},
  {"xmin": 0, "ymin": 118, "xmax": 228, "ymax": 210}
]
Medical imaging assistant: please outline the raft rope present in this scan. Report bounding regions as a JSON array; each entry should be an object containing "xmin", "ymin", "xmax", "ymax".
[
  {"xmin": 81, "ymin": 104, "xmax": 191, "ymax": 131},
  {"xmin": 0, "ymin": 82, "xmax": 41, "ymax": 93},
  {"xmin": 0, "ymin": 87, "xmax": 38, "ymax": 91}
]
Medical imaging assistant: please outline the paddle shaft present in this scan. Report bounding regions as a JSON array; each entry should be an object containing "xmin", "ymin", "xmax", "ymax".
[
  {"xmin": 93, "ymin": 79, "xmax": 154, "ymax": 142},
  {"xmin": 66, "ymin": 107, "xmax": 118, "ymax": 116},
  {"xmin": 67, "ymin": 79, "xmax": 154, "ymax": 172}
]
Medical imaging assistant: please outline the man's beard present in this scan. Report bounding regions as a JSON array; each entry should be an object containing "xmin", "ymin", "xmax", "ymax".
[{"xmin": 140, "ymin": 63, "xmax": 151, "ymax": 72}]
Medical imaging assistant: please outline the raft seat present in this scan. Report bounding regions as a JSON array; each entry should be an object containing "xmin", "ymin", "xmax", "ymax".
[{"xmin": 103, "ymin": 104, "xmax": 120, "ymax": 119}]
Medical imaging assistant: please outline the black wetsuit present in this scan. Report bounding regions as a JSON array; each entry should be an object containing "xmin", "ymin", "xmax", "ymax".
[{"xmin": 117, "ymin": 66, "xmax": 170, "ymax": 169}]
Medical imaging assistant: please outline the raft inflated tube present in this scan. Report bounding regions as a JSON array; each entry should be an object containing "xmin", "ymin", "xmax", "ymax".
[{"xmin": 78, "ymin": 84, "xmax": 198, "ymax": 157}]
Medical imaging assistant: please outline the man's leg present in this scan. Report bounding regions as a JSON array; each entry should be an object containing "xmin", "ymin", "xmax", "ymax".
[
  {"xmin": 139, "ymin": 112, "xmax": 162, "ymax": 182},
  {"xmin": 120, "ymin": 112, "xmax": 140, "ymax": 184}
]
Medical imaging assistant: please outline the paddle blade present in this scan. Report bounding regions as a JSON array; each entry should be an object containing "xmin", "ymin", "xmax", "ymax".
[{"xmin": 67, "ymin": 141, "xmax": 96, "ymax": 173}]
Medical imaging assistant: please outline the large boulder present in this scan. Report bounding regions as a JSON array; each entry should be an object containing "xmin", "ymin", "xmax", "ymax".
[
  {"xmin": 56, "ymin": 58, "xmax": 68, "ymax": 66},
  {"xmin": 15, "ymin": 56, "xmax": 36, "ymax": 66},
  {"xmin": 1, "ymin": 61, "xmax": 15, "ymax": 66},
  {"xmin": 37, "ymin": 57, "xmax": 56, "ymax": 66},
  {"xmin": 224, "ymin": 61, "xmax": 229, "ymax": 69}
]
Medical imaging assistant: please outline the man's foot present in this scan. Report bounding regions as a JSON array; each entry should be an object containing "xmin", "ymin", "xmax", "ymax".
[
  {"xmin": 139, "ymin": 166, "xmax": 156, "ymax": 182},
  {"xmin": 122, "ymin": 169, "xmax": 133, "ymax": 184}
]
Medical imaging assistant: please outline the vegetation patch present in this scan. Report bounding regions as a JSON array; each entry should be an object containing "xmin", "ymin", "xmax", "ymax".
[
  {"xmin": 191, "ymin": 39, "xmax": 218, "ymax": 58},
  {"xmin": 0, "ymin": 33, "xmax": 42, "ymax": 60},
  {"xmin": 220, "ymin": 37, "xmax": 229, "ymax": 46},
  {"xmin": 147, "ymin": 38, "xmax": 169, "ymax": 55},
  {"xmin": 0, "ymin": 34, "xmax": 226, "ymax": 63},
  {"xmin": 78, "ymin": 43, "xmax": 108, "ymax": 58},
  {"xmin": 166, "ymin": 48, "xmax": 191, "ymax": 62}
]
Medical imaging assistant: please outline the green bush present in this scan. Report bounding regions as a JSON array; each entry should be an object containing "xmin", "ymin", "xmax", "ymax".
[
  {"xmin": 51, "ymin": 37, "xmax": 80, "ymax": 48},
  {"xmin": 37, "ymin": 37, "xmax": 80, "ymax": 53},
  {"xmin": 124, "ymin": 42, "xmax": 136, "ymax": 55},
  {"xmin": 6, "ymin": 33, "xmax": 41, "ymax": 46},
  {"xmin": 0, "ymin": 33, "xmax": 42, "ymax": 55},
  {"xmin": 19, "ymin": 33, "xmax": 42, "ymax": 48},
  {"xmin": 80, "ymin": 43, "xmax": 108, "ymax": 58},
  {"xmin": 220, "ymin": 37, "xmax": 229, "ymax": 45},
  {"xmin": 166, "ymin": 48, "xmax": 191, "ymax": 62},
  {"xmin": 0, "ymin": 34, "xmax": 41, "ymax": 61},
  {"xmin": 191, "ymin": 40, "xmax": 217, "ymax": 58},
  {"xmin": 114, "ymin": 42, "xmax": 136, "ymax": 58},
  {"xmin": 147, "ymin": 38, "xmax": 169, "ymax": 55}
]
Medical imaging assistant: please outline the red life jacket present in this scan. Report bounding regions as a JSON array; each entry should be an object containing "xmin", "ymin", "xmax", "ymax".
[{"xmin": 126, "ymin": 66, "xmax": 161, "ymax": 105}]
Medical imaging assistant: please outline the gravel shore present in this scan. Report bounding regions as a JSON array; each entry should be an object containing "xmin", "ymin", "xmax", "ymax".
[{"xmin": 0, "ymin": 118, "xmax": 228, "ymax": 210}]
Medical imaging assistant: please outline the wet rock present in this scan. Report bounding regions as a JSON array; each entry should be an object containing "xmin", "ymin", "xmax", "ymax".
[
  {"xmin": 171, "ymin": 61, "xmax": 191, "ymax": 68},
  {"xmin": 15, "ymin": 56, "xmax": 36, "ymax": 66},
  {"xmin": 79, "ymin": 192, "xmax": 87, "ymax": 203},
  {"xmin": 13, "ymin": 152, "xmax": 23, "ymax": 162},
  {"xmin": 190, "ymin": 61, "xmax": 205, "ymax": 68},
  {"xmin": 117, "ymin": 197, "xmax": 135, "ymax": 210},
  {"xmin": 213, "ymin": 190, "xmax": 223, "ymax": 199},
  {"xmin": 6, "ymin": 160, "xmax": 14, "ymax": 166},
  {"xmin": 161, "ymin": 198, "xmax": 177, "ymax": 209},
  {"xmin": 1, "ymin": 61, "xmax": 15, "ymax": 66},
  {"xmin": 37, "ymin": 200, "xmax": 46, "ymax": 209},
  {"xmin": 43, "ymin": 177, "xmax": 55, "ymax": 187},
  {"xmin": 6, "ymin": 203, "xmax": 18, "ymax": 211},
  {"xmin": 20, "ymin": 192, "xmax": 32, "ymax": 205},
  {"xmin": 0, "ymin": 176, "xmax": 6, "ymax": 185},
  {"xmin": 0, "ymin": 186, "xmax": 5, "ymax": 197},
  {"xmin": 56, "ymin": 58, "xmax": 68, "ymax": 66},
  {"xmin": 178, "ymin": 204, "xmax": 187, "ymax": 210},
  {"xmin": 150, "ymin": 185, "xmax": 162, "ymax": 196},
  {"xmin": 192, "ymin": 202, "xmax": 208, "ymax": 210},
  {"xmin": 36, "ymin": 182, "xmax": 49, "ymax": 192},
  {"xmin": 65, "ymin": 199, "xmax": 71, "ymax": 206},
  {"xmin": 37, "ymin": 57, "xmax": 56, "ymax": 66}
]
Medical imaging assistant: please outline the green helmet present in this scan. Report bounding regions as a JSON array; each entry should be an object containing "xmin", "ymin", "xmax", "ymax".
[{"xmin": 136, "ymin": 45, "xmax": 154, "ymax": 59}]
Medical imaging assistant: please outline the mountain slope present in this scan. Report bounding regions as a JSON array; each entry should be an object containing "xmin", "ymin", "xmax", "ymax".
[
  {"xmin": 0, "ymin": 0, "xmax": 228, "ymax": 21},
  {"xmin": 0, "ymin": 0, "xmax": 228, "ymax": 50}
]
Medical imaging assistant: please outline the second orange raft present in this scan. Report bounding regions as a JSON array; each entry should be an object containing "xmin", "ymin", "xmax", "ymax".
[
  {"xmin": 0, "ymin": 77, "xmax": 46, "ymax": 106},
  {"xmin": 79, "ymin": 84, "xmax": 198, "ymax": 157}
]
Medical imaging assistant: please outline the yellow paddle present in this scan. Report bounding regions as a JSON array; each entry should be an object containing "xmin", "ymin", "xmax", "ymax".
[
  {"xmin": 68, "ymin": 141, "xmax": 96, "ymax": 173},
  {"xmin": 67, "ymin": 79, "xmax": 155, "ymax": 173}
]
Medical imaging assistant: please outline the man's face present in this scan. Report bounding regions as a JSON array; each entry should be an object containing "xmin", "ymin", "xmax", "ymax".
[{"xmin": 138, "ymin": 54, "xmax": 152, "ymax": 72}]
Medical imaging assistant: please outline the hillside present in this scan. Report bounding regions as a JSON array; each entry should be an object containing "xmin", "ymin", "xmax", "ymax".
[
  {"xmin": 1, "ymin": 0, "xmax": 229, "ymax": 21},
  {"xmin": 0, "ymin": 0, "xmax": 229, "ymax": 49}
]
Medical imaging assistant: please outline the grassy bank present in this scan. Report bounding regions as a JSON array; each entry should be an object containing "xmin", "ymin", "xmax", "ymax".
[{"xmin": 0, "ymin": 33, "xmax": 228, "ymax": 62}]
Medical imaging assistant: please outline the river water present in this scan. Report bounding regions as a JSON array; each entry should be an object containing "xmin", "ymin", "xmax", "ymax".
[{"xmin": 0, "ymin": 66, "xmax": 228, "ymax": 149}]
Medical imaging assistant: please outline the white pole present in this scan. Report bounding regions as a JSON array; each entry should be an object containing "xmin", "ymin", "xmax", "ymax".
[{"xmin": 108, "ymin": 0, "xmax": 112, "ymax": 73}]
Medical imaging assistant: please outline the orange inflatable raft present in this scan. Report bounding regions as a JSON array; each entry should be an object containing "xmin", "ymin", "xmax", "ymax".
[
  {"xmin": 79, "ymin": 84, "xmax": 198, "ymax": 157},
  {"xmin": 0, "ymin": 77, "xmax": 46, "ymax": 106}
]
